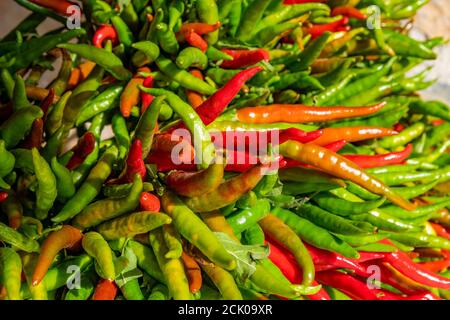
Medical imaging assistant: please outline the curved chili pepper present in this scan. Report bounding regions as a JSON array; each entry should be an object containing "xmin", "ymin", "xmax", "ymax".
[
  {"xmin": 119, "ymin": 139, "xmax": 146, "ymax": 183},
  {"xmin": 185, "ymin": 31, "xmax": 209, "ymax": 52},
  {"xmin": 186, "ymin": 69, "xmax": 205, "ymax": 108},
  {"xmin": 120, "ymin": 68, "xmax": 150, "ymax": 118},
  {"xmin": 139, "ymin": 192, "xmax": 161, "ymax": 212},
  {"xmin": 279, "ymin": 140, "xmax": 416, "ymax": 211},
  {"xmin": 343, "ymin": 144, "xmax": 413, "ymax": 168},
  {"xmin": 92, "ymin": 279, "xmax": 118, "ymax": 300},
  {"xmin": 305, "ymin": 17, "xmax": 349, "ymax": 39},
  {"xmin": 220, "ymin": 49, "xmax": 270, "ymax": 69},
  {"xmin": 179, "ymin": 22, "xmax": 221, "ymax": 39},
  {"xmin": 236, "ymin": 102, "xmax": 386, "ymax": 124},
  {"xmin": 65, "ymin": 132, "xmax": 96, "ymax": 171},
  {"xmin": 181, "ymin": 252, "xmax": 202, "ymax": 294},
  {"xmin": 20, "ymin": 118, "xmax": 44, "ymax": 150},
  {"xmin": 309, "ymin": 127, "xmax": 398, "ymax": 146},
  {"xmin": 93, "ymin": 24, "xmax": 118, "ymax": 48},
  {"xmin": 331, "ymin": 6, "xmax": 367, "ymax": 20},
  {"xmin": 30, "ymin": 0, "xmax": 75, "ymax": 16},
  {"xmin": 32, "ymin": 225, "xmax": 83, "ymax": 286},
  {"xmin": 82, "ymin": 232, "xmax": 115, "ymax": 281}
]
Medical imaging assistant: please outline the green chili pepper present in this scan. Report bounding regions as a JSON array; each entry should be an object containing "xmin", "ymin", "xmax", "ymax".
[
  {"xmin": 383, "ymin": 29, "xmax": 436, "ymax": 60},
  {"xmin": 162, "ymin": 224, "xmax": 183, "ymax": 259},
  {"xmin": 131, "ymin": 41, "xmax": 160, "ymax": 67},
  {"xmin": 0, "ymin": 68, "xmax": 15, "ymax": 99},
  {"xmin": 51, "ymin": 157, "xmax": 76, "ymax": 202},
  {"xmin": 134, "ymin": 95, "xmax": 163, "ymax": 158},
  {"xmin": 161, "ymin": 191, "xmax": 236, "ymax": 271},
  {"xmin": 97, "ymin": 211, "xmax": 172, "ymax": 240},
  {"xmin": 378, "ymin": 122, "xmax": 425, "ymax": 149},
  {"xmin": 391, "ymin": 181, "xmax": 438, "ymax": 200},
  {"xmin": 226, "ymin": 199, "xmax": 271, "ymax": 234},
  {"xmin": 120, "ymin": 278, "xmax": 145, "ymax": 300},
  {"xmin": 72, "ymin": 174, "xmax": 142, "ymax": 229},
  {"xmin": 197, "ymin": 0, "xmax": 219, "ymax": 44},
  {"xmin": 279, "ymin": 167, "xmax": 345, "ymax": 187},
  {"xmin": 303, "ymin": 74, "xmax": 354, "ymax": 106},
  {"xmin": 12, "ymin": 75, "xmax": 30, "ymax": 111},
  {"xmin": 76, "ymin": 85, "xmax": 124, "ymax": 126},
  {"xmin": 31, "ymin": 148, "xmax": 57, "ymax": 220},
  {"xmin": 201, "ymin": 263, "xmax": 242, "ymax": 300},
  {"xmin": 271, "ymin": 207, "xmax": 359, "ymax": 258},
  {"xmin": 127, "ymin": 240, "xmax": 165, "ymax": 283},
  {"xmin": 334, "ymin": 233, "xmax": 387, "ymax": 247},
  {"xmin": 64, "ymin": 273, "xmax": 95, "ymax": 300},
  {"xmin": 154, "ymin": 56, "xmax": 216, "ymax": 95},
  {"xmin": 242, "ymin": 224, "xmax": 265, "ymax": 246},
  {"xmin": 206, "ymin": 46, "xmax": 233, "ymax": 62},
  {"xmin": 288, "ymin": 32, "xmax": 332, "ymax": 72},
  {"xmin": 375, "ymin": 166, "xmax": 450, "ymax": 186},
  {"xmin": 22, "ymin": 253, "xmax": 47, "ymax": 300},
  {"xmin": 0, "ymin": 140, "xmax": 15, "ymax": 181},
  {"xmin": 58, "ymin": 43, "xmax": 132, "ymax": 80},
  {"xmin": 52, "ymin": 145, "xmax": 118, "ymax": 223},
  {"xmin": 148, "ymin": 283, "xmax": 170, "ymax": 300},
  {"xmin": 313, "ymin": 192, "xmax": 386, "ymax": 216},
  {"xmin": 0, "ymin": 221, "xmax": 39, "ymax": 252},
  {"xmin": 0, "ymin": 105, "xmax": 43, "ymax": 149},
  {"xmin": 149, "ymin": 228, "xmax": 192, "ymax": 300},
  {"xmin": 176, "ymin": 47, "xmax": 208, "ymax": 70},
  {"xmin": 82, "ymin": 232, "xmax": 116, "ymax": 281},
  {"xmin": 0, "ymin": 247, "xmax": 22, "ymax": 300},
  {"xmin": 112, "ymin": 113, "xmax": 131, "ymax": 161},
  {"xmin": 381, "ymin": 198, "xmax": 450, "ymax": 220},
  {"xmin": 46, "ymin": 91, "xmax": 71, "ymax": 136},
  {"xmin": 156, "ymin": 22, "xmax": 179, "ymax": 55}
]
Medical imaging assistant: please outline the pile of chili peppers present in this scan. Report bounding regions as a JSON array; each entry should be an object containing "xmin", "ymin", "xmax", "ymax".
[{"xmin": 0, "ymin": 0, "xmax": 449, "ymax": 301}]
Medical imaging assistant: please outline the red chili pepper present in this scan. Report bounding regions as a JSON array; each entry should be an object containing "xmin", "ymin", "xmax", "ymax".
[
  {"xmin": 92, "ymin": 279, "xmax": 118, "ymax": 300},
  {"xmin": 121, "ymin": 139, "xmax": 146, "ymax": 183},
  {"xmin": 139, "ymin": 192, "xmax": 161, "ymax": 212},
  {"xmin": 382, "ymin": 240, "xmax": 450, "ymax": 289},
  {"xmin": 66, "ymin": 132, "xmax": 96, "ymax": 170},
  {"xmin": 93, "ymin": 24, "xmax": 119, "ymax": 48},
  {"xmin": 343, "ymin": 144, "xmax": 413, "ymax": 168},
  {"xmin": 20, "ymin": 118, "xmax": 44, "ymax": 150},
  {"xmin": 331, "ymin": 6, "xmax": 367, "ymax": 20},
  {"xmin": 394, "ymin": 123, "xmax": 405, "ymax": 132},
  {"xmin": 40, "ymin": 88, "xmax": 55, "ymax": 119},
  {"xmin": 30, "ymin": 0, "xmax": 76, "ymax": 16},
  {"xmin": 430, "ymin": 222, "xmax": 450, "ymax": 240},
  {"xmin": 418, "ymin": 250, "xmax": 450, "ymax": 273},
  {"xmin": 195, "ymin": 67, "xmax": 263, "ymax": 125},
  {"xmin": 185, "ymin": 31, "xmax": 209, "ymax": 52},
  {"xmin": 179, "ymin": 22, "xmax": 221, "ymax": 37},
  {"xmin": 0, "ymin": 103, "xmax": 13, "ymax": 125},
  {"xmin": 140, "ymin": 75, "xmax": 155, "ymax": 114},
  {"xmin": 186, "ymin": 69, "xmax": 205, "ymax": 108},
  {"xmin": 220, "ymin": 49, "xmax": 270, "ymax": 69},
  {"xmin": 305, "ymin": 17, "xmax": 350, "ymax": 39},
  {"xmin": 0, "ymin": 192, "xmax": 8, "ymax": 203},
  {"xmin": 432, "ymin": 119, "xmax": 445, "ymax": 126}
]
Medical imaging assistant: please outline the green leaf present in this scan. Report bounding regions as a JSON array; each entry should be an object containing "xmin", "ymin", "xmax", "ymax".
[
  {"xmin": 214, "ymin": 232, "xmax": 269, "ymax": 282},
  {"xmin": 114, "ymin": 246, "xmax": 143, "ymax": 288}
]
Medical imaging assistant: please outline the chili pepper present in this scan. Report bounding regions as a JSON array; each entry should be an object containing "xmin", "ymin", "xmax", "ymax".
[
  {"xmin": 156, "ymin": 22, "xmax": 179, "ymax": 55},
  {"xmin": 57, "ymin": 43, "xmax": 131, "ymax": 80},
  {"xmin": 196, "ymin": 0, "xmax": 219, "ymax": 44},
  {"xmin": 119, "ymin": 278, "xmax": 145, "ymax": 300},
  {"xmin": 344, "ymin": 144, "xmax": 413, "ymax": 169},
  {"xmin": 383, "ymin": 29, "xmax": 437, "ymax": 60},
  {"xmin": 236, "ymin": 102, "xmax": 385, "ymax": 124},
  {"xmin": 139, "ymin": 192, "xmax": 161, "ymax": 212},
  {"xmin": 179, "ymin": 22, "xmax": 221, "ymax": 39},
  {"xmin": 97, "ymin": 211, "xmax": 171, "ymax": 240},
  {"xmin": 383, "ymin": 247, "xmax": 450, "ymax": 289},
  {"xmin": 0, "ymin": 140, "xmax": 15, "ymax": 180},
  {"xmin": 184, "ymin": 30, "xmax": 209, "ymax": 52},
  {"xmin": 205, "ymin": 46, "xmax": 233, "ymax": 62},
  {"xmin": 176, "ymin": 48, "xmax": 208, "ymax": 70},
  {"xmin": 150, "ymin": 133, "xmax": 195, "ymax": 164},
  {"xmin": 92, "ymin": 279, "xmax": 118, "ymax": 300},
  {"xmin": 31, "ymin": 148, "xmax": 57, "ymax": 220},
  {"xmin": 410, "ymin": 100, "xmax": 450, "ymax": 122},
  {"xmin": 153, "ymin": 56, "xmax": 215, "ymax": 95},
  {"xmin": 184, "ymin": 163, "xmax": 271, "ymax": 212},
  {"xmin": 140, "ymin": 75, "xmax": 155, "ymax": 113},
  {"xmin": 220, "ymin": 49, "xmax": 270, "ymax": 69},
  {"xmin": 236, "ymin": 0, "xmax": 272, "ymax": 41},
  {"xmin": 131, "ymin": 41, "xmax": 160, "ymax": 67},
  {"xmin": 52, "ymin": 145, "xmax": 118, "ymax": 223},
  {"xmin": 148, "ymin": 283, "xmax": 170, "ymax": 300},
  {"xmin": 201, "ymin": 262, "xmax": 243, "ymax": 300},
  {"xmin": 77, "ymin": 86, "xmax": 123, "ymax": 125},
  {"xmin": 271, "ymin": 207, "xmax": 359, "ymax": 258},
  {"xmin": 0, "ymin": 221, "xmax": 39, "ymax": 252},
  {"xmin": 32, "ymin": 225, "xmax": 83, "ymax": 286},
  {"xmin": 29, "ymin": 0, "xmax": 74, "ymax": 16},
  {"xmin": 378, "ymin": 123, "xmax": 425, "ymax": 149},
  {"xmin": 260, "ymin": 214, "xmax": 315, "ymax": 286},
  {"xmin": 50, "ymin": 157, "xmax": 75, "ymax": 201},
  {"xmin": 141, "ymin": 88, "xmax": 215, "ymax": 169},
  {"xmin": 45, "ymin": 91, "xmax": 70, "ymax": 136},
  {"xmin": 308, "ymin": 126, "xmax": 398, "ymax": 146},
  {"xmin": 162, "ymin": 224, "xmax": 183, "ymax": 259},
  {"xmin": 305, "ymin": 17, "xmax": 349, "ymax": 39},
  {"xmin": 381, "ymin": 198, "xmax": 450, "ymax": 220},
  {"xmin": 1, "ymin": 191, "xmax": 23, "ymax": 230},
  {"xmin": 65, "ymin": 132, "xmax": 96, "ymax": 171},
  {"xmin": 181, "ymin": 252, "xmax": 202, "ymax": 294},
  {"xmin": 72, "ymin": 173, "xmax": 142, "ymax": 229},
  {"xmin": 82, "ymin": 232, "xmax": 115, "ymax": 281},
  {"xmin": 93, "ymin": 24, "xmax": 118, "ymax": 48},
  {"xmin": 22, "ymin": 253, "xmax": 48, "ymax": 300},
  {"xmin": 331, "ymin": 6, "xmax": 366, "ymax": 19},
  {"xmin": 134, "ymin": 96, "xmax": 162, "ymax": 158},
  {"xmin": 0, "ymin": 247, "xmax": 22, "ymax": 300},
  {"xmin": 227, "ymin": 199, "xmax": 271, "ymax": 234},
  {"xmin": 279, "ymin": 167, "xmax": 346, "ymax": 187},
  {"xmin": 127, "ymin": 240, "xmax": 165, "ymax": 284},
  {"xmin": 118, "ymin": 139, "xmax": 146, "ymax": 183},
  {"xmin": 161, "ymin": 191, "xmax": 236, "ymax": 271},
  {"xmin": 186, "ymin": 70, "xmax": 205, "ymax": 109},
  {"xmin": 12, "ymin": 75, "xmax": 31, "ymax": 111},
  {"xmin": 313, "ymin": 192, "xmax": 386, "ymax": 216},
  {"xmin": 149, "ymin": 228, "xmax": 192, "ymax": 300}
]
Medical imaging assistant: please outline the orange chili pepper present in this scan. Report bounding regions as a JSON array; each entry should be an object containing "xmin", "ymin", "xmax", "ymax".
[
  {"xmin": 179, "ymin": 22, "xmax": 221, "ymax": 38},
  {"xmin": 78, "ymin": 60, "xmax": 96, "ymax": 80},
  {"xmin": 279, "ymin": 140, "xmax": 416, "ymax": 211},
  {"xmin": 139, "ymin": 192, "xmax": 161, "ymax": 212},
  {"xmin": 67, "ymin": 68, "xmax": 81, "ymax": 89},
  {"xmin": 181, "ymin": 252, "xmax": 203, "ymax": 294},
  {"xmin": 32, "ymin": 225, "xmax": 83, "ymax": 286},
  {"xmin": 120, "ymin": 67, "xmax": 151, "ymax": 117},
  {"xmin": 186, "ymin": 69, "xmax": 205, "ymax": 108},
  {"xmin": 151, "ymin": 133, "xmax": 195, "ymax": 162},
  {"xmin": 92, "ymin": 279, "xmax": 118, "ymax": 300},
  {"xmin": 30, "ymin": 0, "xmax": 75, "ymax": 16},
  {"xmin": 236, "ymin": 102, "xmax": 386, "ymax": 124},
  {"xmin": 184, "ymin": 30, "xmax": 208, "ymax": 52},
  {"xmin": 309, "ymin": 126, "xmax": 398, "ymax": 146},
  {"xmin": 331, "ymin": 6, "xmax": 367, "ymax": 20}
]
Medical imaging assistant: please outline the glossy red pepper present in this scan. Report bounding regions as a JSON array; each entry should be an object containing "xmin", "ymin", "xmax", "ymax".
[
  {"xmin": 66, "ymin": 132, "xmax": 96, "ymax": 170},
  {"xmin": 185, "ymin": 31, "xmax": 208, "ymax": 53},
  {"xmin": 93, "ymin": 25, "xmax": 119, "ymax": 49},
  {"xmin": 0, "ymin": 192, "xmax": 8, "ymax": 203},
  {"xmin": 418, "ymin": 251, "xmax": 450, "ymax": 273},
  {"xmin": 220, "ymin": 49, "xmax": 270, "ymax": 69},
  {"xmin": 30, "ymin": 0, "xmax": 75, "ymax": 16},
  {"xmin": 121, "ymin": 139, "xmax": 146, "ymax": 183},
  {"xmin": 139, "ymin": 192, "xmax": 161, "ymax": 212},
  {"xmin": 430, "ymin": 222, "xmax": 450, "ymax": 240},
  {"xmin": 179, "ymin": 22, "xmax": 221, "ymax": 38},
  {"xmin": 331, "ymin": 6, "xmax": 367, "ymax": 20},
  {"xmin": 305, "ymin": 17, "xmax": 349, "ymax": 39},
  {"xmin": 343, "ymin": 144, "xmax": 413, "ymax": 168}
]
